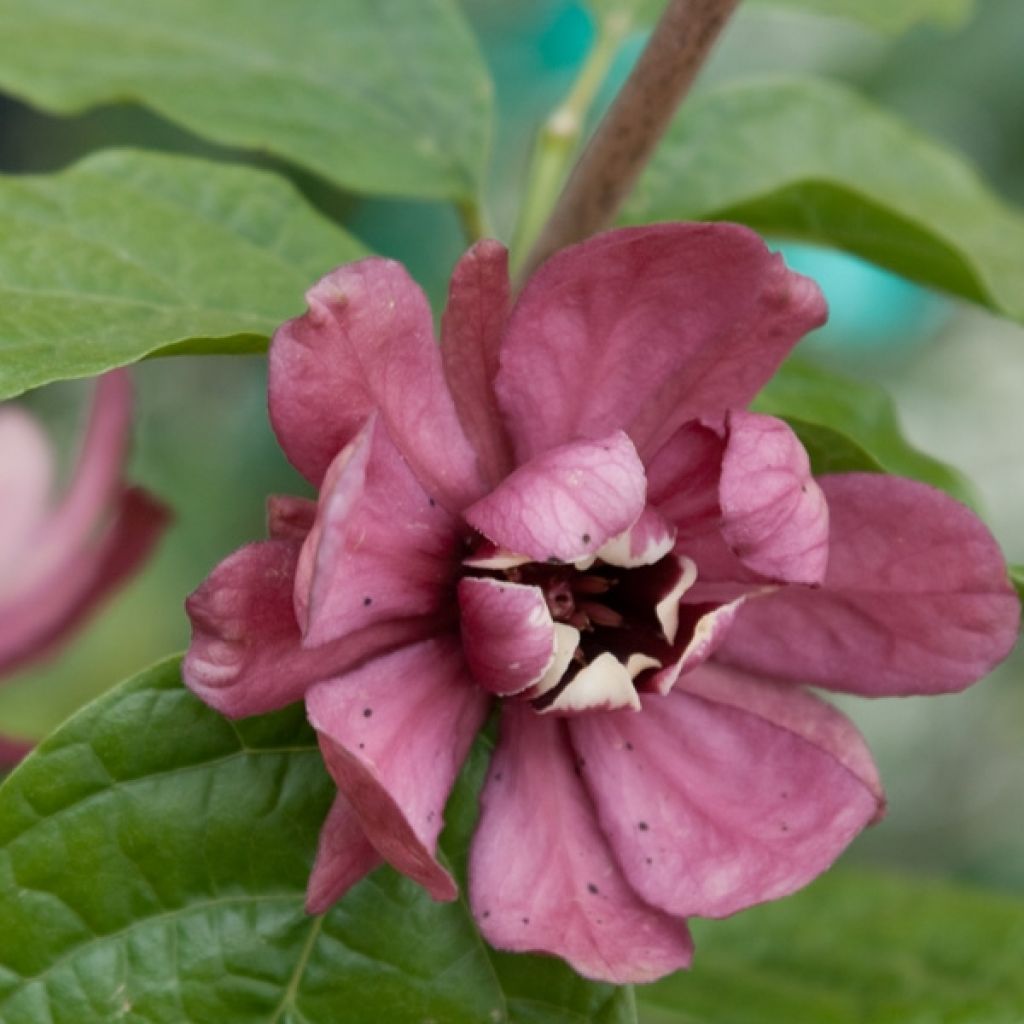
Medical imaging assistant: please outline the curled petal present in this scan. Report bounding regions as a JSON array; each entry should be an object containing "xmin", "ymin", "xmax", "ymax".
[
  {"xmin": 469, "ymin": 704, "xmax": 693, "ymax": 984},
  {"xmin": 569, "ymin": 685, "xmax": 879, "ymax": 919},
  {"xmin": 298, "ymin": 416, "xmax": 460, "ymax": 648},
  {"xmin": 0, "ymin": 408, "xmax": 53, "ymax": 580},
  {"xmin": 458, "ymin": 578, "xmax": 557, "ymax": 695},
  {"xmin": 269, "ymin": 258, "xmax": 484, "ymax": 509},
  {"xmin": 598, "ymin": 505, "xmax": 677, "ymax": 568},
  {"xmin": 496, "ymin": 224, "xmax": 825, "ymax": 463},
  {"xmin": 719, "ymin": 474, "xmax": 1021, "ymax": 695},
  {"xmin": 306, "ymin": 794, "xmax": 381, "ymax": 913},
  {"xmin": 538, "ymin": 653, "xmax": 641, "ymax": 716},
  {"xmin": 719, "ymin": 411, "xmax": 829, "ymax": 585},
  {"xmin": 465, "ymin": 431, "xmax": 646, "ymax": 564},
  {"xmin": 441, "ymin": 239, "xmax": 515, "ymax": 486},
  {"xmin": 0, "ymin": 487, "xmax": 170, "ymax": 675},
  {"xmin": 306, "ymin": 637, "xmax": 489, "ymax": 901},
  {"xmin": 183, "ymin": 540, "xmax": 432, "ymax": 717}
]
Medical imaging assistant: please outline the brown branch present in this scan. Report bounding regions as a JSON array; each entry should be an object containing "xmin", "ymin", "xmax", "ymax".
[{"xmin": 517, "ymin": 0, "xmax": 741, "ymax": 284}]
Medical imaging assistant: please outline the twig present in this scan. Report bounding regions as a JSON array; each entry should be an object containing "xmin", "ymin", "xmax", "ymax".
[{"xmin": 516, "ymin": 0, "xmax": 741, "ymax": 285}]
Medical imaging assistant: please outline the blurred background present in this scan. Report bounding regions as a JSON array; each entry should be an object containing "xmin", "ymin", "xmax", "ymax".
[{"xmin": 0, "ymin": 0, "xmax": 1021, "ymax": 893}]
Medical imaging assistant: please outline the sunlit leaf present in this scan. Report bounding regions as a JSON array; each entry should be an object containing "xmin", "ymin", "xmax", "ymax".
[
  {"xmin": 626, "ymin": 77, "xmax": 1024, "ymax": 325},
  {"xmin": 0, "ymin": 659, "xmax": 636, "ymax": 1023},
  {"xmin": 637, "ymin": 869, "xmax": 1024, "ymax": 1023},
  {"xmin": 0, "ymin": 150, "xmax": 364, "ymax": 400},
  {"xmin": 0, "ymin": 0, "xmax": 491, "ymax": 202}
]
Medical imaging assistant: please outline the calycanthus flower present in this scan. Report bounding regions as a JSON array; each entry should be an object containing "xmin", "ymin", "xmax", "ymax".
[
  {"xmin": 1, "ymin": 371, "xmax": 171, "ymax": 765},
  {"xmin": 183, "ymin": 224, "xmax": 1020, "ymax": 983}
]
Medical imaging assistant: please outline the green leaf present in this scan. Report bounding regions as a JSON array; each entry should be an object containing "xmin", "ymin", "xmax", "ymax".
[
  {"xmin": 0, "ymin": 0, "xmax": 491, "ymax": 203},
  {"xmin": 625, "ymin": 76, "xmax": 1024, "ymax": 325},
  {"xmin": 0, "ymin": 149, "xmax": 365, "ymax": 400},
  {"xmin": 0, "ymin": 659, "xmax": 635, "ymax": 1023},
  {"xmin": 753, "ymin": 358, "xmax": 978, "ymax": 506},
  {"xmin": 587, "ymin": 0, "xmax": 972, "ymax": 34},
  {"xmin": 1010, "ymin": 565, "xmax": 1024, "ymax": 604},
  {"xmin": 636, "ymin": 868, "xmax": 1024, "ymax": 1024},
  {"xmin": 748, "ymin": 0, "xmax": 973, "ymax": 34}
]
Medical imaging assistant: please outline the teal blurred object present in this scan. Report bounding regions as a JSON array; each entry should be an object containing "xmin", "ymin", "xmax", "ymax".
[{"xmin": 776, "ymin": 242, "xmax": 952, "ymax": 363}]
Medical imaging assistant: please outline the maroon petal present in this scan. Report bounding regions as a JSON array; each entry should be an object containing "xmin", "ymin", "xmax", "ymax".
[
  {"xmin": 458, "ymin": 577, "xmax": 557, "ymax": 695},
  {"xmin": 0, "ymin": 734, "xmax": 33, "ymax": 769},
  {"xmin": 266, "ymin": 494, "xmax": 316, "ymax": 542},
  {"xmin": 269, "ymin": 258, "xmax": 485, "ymax": 510},
  {"xmin": 306, "ymin": 793, "xmax": 381, "ymax": 913},
  {"xmin": 0, "ymin": 487, "xmax": 170, "ymax": 675},
  {"xmin": 496, "ymin": 224, "xmax": 825, "ymax": 463},
  {"xmin": 183, "ymin": 540, "xmax": 432, "ymax": 717},
  {"xmin": 718, "ymin": 474, "xmax": 1021, "ymax": 696},
  {"xmin": 300, "ymin": 416, "xmax": 461, "ymax": 649},
  {"xmin": 465, "ymin": 431, "xmax": 647, "ymax": 563},
  {"xmin": 569, "ymin": 680, "xmax": 880, "ymax": 919},
  {"xmin": 469, "ymin": 704, "xmax": 693, "ymax": 983},
  {"xmin": 719, "ymin": 412, "xmax": 828, "ymax": 585},
  {"xmin": 306, "ymin": 637, "xmax": 489, "ymax": 901},
  {"xmin": 441, "ymin": 239, "xmax": 515, "ymax": 487}
]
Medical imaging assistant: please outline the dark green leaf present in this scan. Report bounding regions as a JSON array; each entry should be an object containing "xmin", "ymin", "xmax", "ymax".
[
  {"xmin": 0, "ymin": 0, "xmax": 491, "ymax": 202},
  {"xmin": 0, "ymin": 149, "xmax": 364, "ymax": 400},
  {"xmin": 625, "ymin": 77, "xmax": 1024, "ymax": 325},
  {"xmin": 0, "ymin": 659, "xmax": 635, "ymax": 1023},
  {"xmin": 753, "ymin": 358, "xmax": 978, "ymax": 506},
  {"xmin": 636, "ymin": 869, "xmax": 1024, "ymax": 1024}
]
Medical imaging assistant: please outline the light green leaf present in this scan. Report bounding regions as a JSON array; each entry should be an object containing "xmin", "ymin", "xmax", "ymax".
[
  {"xmin": 1010, "ymin": 565, "xmax": 1024, "ymax": 604},
  {"xmin": 0, "ymin": 149, "xmax": 365, "ymax": 400},
  {"xmin": 0, "ymin": 659, "xmax": 635, "ymax": 1023},
  {"xmin": 748, "ymin": 0, "xmax": 973, "ymax": 34},
  {"xmin": 754, "ymin": 359, "xmax": 978, "ymax": 506},
  {"xmin": 637, "ymin": 869, "xmax": 1024, "ymax": 1023},
  {"xmin": 625, "ymin": 76, "xmax": 1024, "ymax": 325},
  {"xmin": 587, "ymin": 0, "xmax": 972, "ymax": 34},
  {"xmin": 0, "ymin": 0, "xmax": 491, "ymax": 202}
]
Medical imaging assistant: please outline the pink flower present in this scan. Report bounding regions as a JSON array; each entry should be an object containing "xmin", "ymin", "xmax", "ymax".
[
  {"xmin": 183, "ymin": 224, "xmax": 1020, "ymax": 983},
  {"xmin": 1, "ymin": 371, "xmax": 171, "ymax": 766}
]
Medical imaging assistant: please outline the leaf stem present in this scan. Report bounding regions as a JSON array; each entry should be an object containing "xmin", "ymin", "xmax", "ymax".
[
  {"xmin": 457, "ymin": 197, "xmax": 490, "ymax": 244},
  {"xmin": 509, "ymin": 10, "xmax": 633, "ymax": 276},
  {"xmin": 516, "ymin": 0, "xmax": 741, "ymax": 286}
]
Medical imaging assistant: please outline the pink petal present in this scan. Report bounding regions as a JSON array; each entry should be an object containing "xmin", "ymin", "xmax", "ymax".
[
  {"xmin": 469, "ymin": 704, "xmax": 693, "ymax": 984},
  {"xmin": 183, "ymin": 540, "xmax": 433, "ymax": 717},
  {"xmin": 597, "ymin": 505, "xmax": 677, "ymax": 568},
  {"xmin": 645, "ymin": 419, "xmax": 723, "ymax": 532},
  {"xmin": 441, "ymin": 239, "xmax": 515, "ymax": 487},
  {"xmin": 537, "ymin": 653, "xmax": 641, "ymax": 715},
  {"xmin": 464, "ymin": 431, "xmax": 647, "ymax": 563},
  {"xmin": 719, "ymin": 412, "xmax": 829, "ymax": 584},
  {"xmin": 718, "ymin": 474, "xmax": 1021, "ymax": 696},
  {"xmin": 269, "ymin": 258, "xmax": 484, "ymax": 510},
  {"xmin": 0, "ymin": 408, "xmax": 53, "ymax": 581},
  {"xmin": 569, "ymin": 685, "xmax": 880, "ymax": 919},
  {"xmin": 676, "ymin": 661, "xmax": 884, "ymax": 811},
  {"xmin": 266, "ymin": 494, "xmax": 316, "ymax": 542},
  {"xmin": 0, "ymin": 487, "xmax": 170, "ymax": 675},
  {"xmin": 495, "ymin": 224, "xmax": 826, "ymax": 463},
  {"xmin": 458, "ymin": 577, "xmax": 557, "ymax": 695},
  {"xmin": 306, "ymin": 793, "xmax": 381, "ymax": 913},
  {"xmin": 306, "ymin": 636, "xmax": 489, "ymax": 901},
  {"xmin": 299, "ymin": 416, "xmax": 461, "ymax": 649}
]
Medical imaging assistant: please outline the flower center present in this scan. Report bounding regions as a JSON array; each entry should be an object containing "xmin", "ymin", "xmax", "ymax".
[{"xmin": 460, "ymin": 538, "xmax": 702, "ymax": 715}]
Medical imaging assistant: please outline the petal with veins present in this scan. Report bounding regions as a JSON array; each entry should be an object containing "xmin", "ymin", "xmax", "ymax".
[
  {"xmin": 465, "ymin": 431, "xmax": 646, "ymax": 564},
  {"xmin": 469, "ymin": 705, "xmax": 693, "ymax": 984},
  {"xmin": 458, "ymin": 578, "xmax": 557, "ymax": 695}
]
